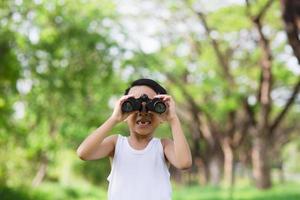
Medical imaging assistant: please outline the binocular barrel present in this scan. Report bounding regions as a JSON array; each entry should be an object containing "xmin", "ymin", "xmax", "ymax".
[{"xmin": 121, "ymin": 95, "xmax": 166, "ymax": 114}]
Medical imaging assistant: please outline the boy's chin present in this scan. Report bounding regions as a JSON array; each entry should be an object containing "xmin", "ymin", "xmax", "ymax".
[{"xmin": 135, "ymin": 130, "xmax": 153, "ymax": 136}]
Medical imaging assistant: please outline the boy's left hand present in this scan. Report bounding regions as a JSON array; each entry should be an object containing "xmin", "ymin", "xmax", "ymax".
[{"xmin": 153, "ymin": 94, "xmax": 177, "ymax": 123}]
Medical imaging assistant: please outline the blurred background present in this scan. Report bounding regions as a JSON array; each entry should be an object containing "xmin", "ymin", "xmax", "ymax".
[{"xmin": 1, "ymin": 0, "xmax": 300, "ymax": 199}]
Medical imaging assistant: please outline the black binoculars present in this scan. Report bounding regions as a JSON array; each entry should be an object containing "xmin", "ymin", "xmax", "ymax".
[{"xmin": 121, "ymin": 94, "xmax": 166, "ymax": 114}]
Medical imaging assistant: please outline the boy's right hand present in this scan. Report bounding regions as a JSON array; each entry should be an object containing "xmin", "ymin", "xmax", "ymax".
[{"xmin": 110, "ymin": 95, "xmax": 136, "ymax": 123}]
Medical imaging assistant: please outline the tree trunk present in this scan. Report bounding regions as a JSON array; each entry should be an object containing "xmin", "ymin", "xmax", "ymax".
[
  {"xmin": 32, "ymin": 153, "xmax": 48, "ymax": 187},
  {"xmin": 251, "ymin": 136, "xmax": 272, "ymax": 189},
  {"xmin": 194, "ymin": 157, "xmax": 209, "ymax": 185},
  {"xmin": 209, "ymin": 153, "xmax": 222, "ymax": 186},
  {"xmin": 222, "ymin": 138, "xmax": 235, "ymax": 187},
  {"xmin": 278, "ymin": 162, "xmax": 285, "ymax": 184},
  {"xmin": 189, "ymin": 124, "xmax": 209, "ymax": 185}
]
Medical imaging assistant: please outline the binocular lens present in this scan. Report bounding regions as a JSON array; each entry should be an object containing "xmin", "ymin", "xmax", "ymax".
[
  {"xmin": 154, "ymin": 102, "xmax": 166, "ymax": 113},
  {"xmin": 122, "ymin": 102, "xmax": 133, "ymax": 112}
]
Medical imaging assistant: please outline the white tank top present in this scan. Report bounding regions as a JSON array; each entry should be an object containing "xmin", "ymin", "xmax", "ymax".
[{"xmin": 107, "ymin": 135, "xmax": 172, "ymax": 200}]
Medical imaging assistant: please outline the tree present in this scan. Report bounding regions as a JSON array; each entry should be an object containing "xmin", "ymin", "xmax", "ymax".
[{"xmin": 117, "ymin": 0, "xmax": 300, "ymax": 189}]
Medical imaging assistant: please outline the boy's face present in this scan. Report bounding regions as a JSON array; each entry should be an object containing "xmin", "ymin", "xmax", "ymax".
[{"xmin": 126, "ymin": 85, "xmax": 161, "ymax": 136}]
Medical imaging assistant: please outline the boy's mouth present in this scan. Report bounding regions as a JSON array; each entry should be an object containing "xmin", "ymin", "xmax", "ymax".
[
  {"xmin": 136, "ymin": 115, "xmax": 152, "ymax": 126},
  {"xmin": 136, "ymin": 119, "xmax": 152, "ymax": 125}
]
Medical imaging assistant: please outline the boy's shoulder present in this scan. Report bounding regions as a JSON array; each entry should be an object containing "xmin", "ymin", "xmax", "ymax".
[
  {"xmin": 106, "ymin": 134, "xmax": 119, "ymax": 146},
  {"xmin": 106, "ymin": 134, "xmax": 121, "ymax": 158},
  {"xmin": 108, "ymin": 134, "xmax": 128, "ymax": 144},
  {"xmin": 160, "ymin": 138, "xmax": 173, "ymax": 149}
]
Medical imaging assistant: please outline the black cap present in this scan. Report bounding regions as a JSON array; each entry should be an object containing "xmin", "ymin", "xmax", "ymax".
[{"xmin": 124, "ymin": 78, "xmax": 167, "ymax": 95}]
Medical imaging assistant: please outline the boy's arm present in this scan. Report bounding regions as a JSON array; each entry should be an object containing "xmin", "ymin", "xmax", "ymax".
[
  {"xmin": 162, "ymin": 116, "xmax": 192, "ymax": 170},
  {"xmin": 76, "ymin": 117, "xmax": 118, "ymax": 160},
  {"xmin": 155, "ymin": 94, "xmax": 192, "ymax": 170},
  {"xmin": 76, "ymin": 95, "xmax": 134, "ymax": 160}
]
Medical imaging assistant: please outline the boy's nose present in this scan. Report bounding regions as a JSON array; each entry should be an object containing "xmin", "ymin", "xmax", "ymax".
[{"xmin": 138, "ymin": 103, "xmax": 149, "ymax": 115}]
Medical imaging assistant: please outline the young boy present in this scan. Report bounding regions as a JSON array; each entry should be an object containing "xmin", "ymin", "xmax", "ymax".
[{"xmin": 77, "ymin": 78, "xmax": 192, "ymax": 200}]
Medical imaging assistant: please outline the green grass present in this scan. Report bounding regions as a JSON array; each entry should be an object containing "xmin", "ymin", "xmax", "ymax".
[
  {"xmin": 0, "ymin": 182, "xmax": 107, "ymax": 200},
  {"xmin": 1, "ymin": 182, "xmax": 300, "ymax": 200},
  {"xmin": 173, "ymin": 182, "xmax": 300, "ymax": 200}
]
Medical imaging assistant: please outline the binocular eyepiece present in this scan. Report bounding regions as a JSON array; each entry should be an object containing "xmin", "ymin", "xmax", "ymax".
[{"xmin": 121, "ymin": 94, "xmax": 166, "ymax": 114}]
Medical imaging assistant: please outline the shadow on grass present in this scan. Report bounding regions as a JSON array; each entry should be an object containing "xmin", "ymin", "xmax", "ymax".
[
  {"xmin": 65, "ymin": 187, "xmax": 80, "ymax": 198},
  {"xmin": 0, "ymin": 185, "xmax": 46, "ymax": 200},
  {"xmin": 0, "ymin": 183, "xmax": 106, "ymax": 200},
  {"xmin": 0, "ymin": 185, "xmax": 30, "ymax": 200}
]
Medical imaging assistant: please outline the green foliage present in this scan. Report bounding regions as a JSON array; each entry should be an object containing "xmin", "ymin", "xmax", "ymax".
[
  {"xmin": 0, "ymin": 29, "xmax": 20, "ymax": 129},
  {"xmin": 74, "ymin": 159, "xmax": 111, "ymax": 185},
  {"xmin": 208, "ymin": 5, "xmax": 251, "ymax": 32},
  {"xmin": 0, "ymin": 0, "xmax": 122, "ymax": 188}
]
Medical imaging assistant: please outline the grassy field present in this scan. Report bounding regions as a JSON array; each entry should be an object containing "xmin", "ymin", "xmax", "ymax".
[
  {"xmin": 173, "ymin": 182, "xmax": 300, "ymax": 200},
  {"xmin": 1, "ymin": 181, "xmax": 300, "ymax": 200}
]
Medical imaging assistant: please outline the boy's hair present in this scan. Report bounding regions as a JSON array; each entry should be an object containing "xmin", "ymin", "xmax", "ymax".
[{"xmin": 124, "ymin": 78, "xmax": 167, "ymax": 95}]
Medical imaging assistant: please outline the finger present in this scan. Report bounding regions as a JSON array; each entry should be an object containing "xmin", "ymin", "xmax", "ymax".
[
  {"xmin": 165, "ymin": 101, "xmax": 170, "ymax": 107},
  {"xmin": 164, "ymin": 96, "xmax": 171, "ymax": 101},
  {"xmin": 120, "ymin": 94, "xmax": 135, "ymax": 103},
  {"xmin": 122, "ymin": 94, "xmax": 134, "ymax": 100},
  {"xmin": 154, "ymin": 95, "xmax": 171, "ymax": 102},
  {"xmin": 162, "ymin": 96, "xmax": 171, "ymax": 102},
  {"xmin": 154, "ymin": 94, "xmax": 168, "ymax": 98}
]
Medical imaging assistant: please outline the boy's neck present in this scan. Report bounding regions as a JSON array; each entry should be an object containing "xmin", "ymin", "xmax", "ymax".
[
  {"xmin": 128, "ymin": 132, "xmax": 154, "ymax": 149},
  {"xmin": 129, "ymin": 132, "xmax": 153, "ymax": 141}
]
